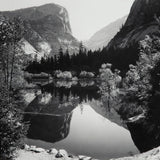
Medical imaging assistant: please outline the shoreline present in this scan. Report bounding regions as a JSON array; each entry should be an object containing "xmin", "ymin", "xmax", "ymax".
[{"xmin": 15, "ymin": 145, "xmax": 160, "ymax": 160}]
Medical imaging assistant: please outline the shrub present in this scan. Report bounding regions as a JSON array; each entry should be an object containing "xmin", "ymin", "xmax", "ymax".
[
  {"xmin": 55, "ymin": 70, "xmax": 73, "ymax": 80},
  {"xmin": 79, "ymin": 71, "xmax": 95, "ymax": 78}
]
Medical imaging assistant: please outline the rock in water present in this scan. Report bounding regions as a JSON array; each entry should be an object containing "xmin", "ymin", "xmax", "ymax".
[{"xmin": 59, "ymin": 149, "xmax": 68, "ymax": 157}]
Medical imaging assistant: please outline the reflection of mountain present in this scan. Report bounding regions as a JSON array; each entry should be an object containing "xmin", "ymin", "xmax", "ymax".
[
  {"xmin": 24, "ymin": 113, "xmax": 72, "ymax": 143},
  {"xmin": 23, "ymin": 89, "xmax": 78, "ymax": 143},
  {"xmin": 20, "ymin": 89, "xmax": 41, "ymax": 106},
  {"xmin": 89, "ymin": 99, "xmax": 127, "ymax": 129},
  {"xmin": 126, "ymin": 110, "xmax": 160, "ymax": 153},
  {"xmin": 25, "ymin": 93, "xmax": 79, "ymax": 115}
]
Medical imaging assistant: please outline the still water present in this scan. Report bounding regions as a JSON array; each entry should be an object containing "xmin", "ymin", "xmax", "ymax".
[{"xmin": 22, "ymin": 81, "xmax": 139, "ymax": 159}]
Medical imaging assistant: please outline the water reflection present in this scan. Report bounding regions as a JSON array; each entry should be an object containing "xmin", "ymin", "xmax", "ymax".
[
  {"xmin": 126, "ymin": 108, "xmax": 160, "ymax": 153},
  {"xmin": 41, "ymin": 81, "xmax": 100, "ymax": 103},
  {"xmin": 25, "ymin": 92, "xmax": 79, "ymax": 115},
  {"xmin": 23, "ymin": 81, "xmax": 139, "ymax": 159},
  {"xmin": 24, "ymin": 113, "xmax": 72, "ymax": 143},
  {"xmin": 22, "ymin": 79, "xmax": 160, "ymax": 159},
  {"xmin": 24, "ymin": 105, "xmax": 138, "ymax": 159}
]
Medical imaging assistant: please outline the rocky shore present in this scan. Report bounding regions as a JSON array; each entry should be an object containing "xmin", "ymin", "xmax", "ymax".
[
  {"xmin": 15, "ymin": 145, "xmax": 160, "ymax": 160},
  {"xmin": 15, "ymin": 145, "xmax": 97, "ymax": 160}
]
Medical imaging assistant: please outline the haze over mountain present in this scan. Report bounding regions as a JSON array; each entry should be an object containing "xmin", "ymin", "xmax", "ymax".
[
  {"xmin": 1, "ymin": 3, "xmax": 79, "ymax": 59},
  {"xmin": 85, "ymin": 16, "xmax": 127, "ymax": 51}
]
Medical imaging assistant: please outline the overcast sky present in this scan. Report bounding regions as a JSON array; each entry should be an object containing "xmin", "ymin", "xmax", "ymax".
[{"xmin": 0, "ymin": 0, "xmax": 134, "ymax": 40}]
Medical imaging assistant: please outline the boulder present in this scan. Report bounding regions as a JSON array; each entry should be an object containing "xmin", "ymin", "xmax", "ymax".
[
  {"xmin": 55, "ymin": 149, "xmax": 68, "ymax": 158},
  {"xmin": 24, "ymin": 144, "xmax": 30, "ymax": 150},
  {"xmin": 48, "ymin": 148, "xmax": 58, "ymax": 155},
  {"xmin": 29, "ymin": 146, "xmax": 45, "ymax": 153}
]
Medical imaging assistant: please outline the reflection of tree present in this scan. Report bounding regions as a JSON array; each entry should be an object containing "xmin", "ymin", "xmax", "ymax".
[
  {"xmin": 80, "ymin": 104, "xmax": 84, "ymax": 115},
  {"xmin": 121, "ymin": 35, "xmax": 160, "ymax": 119},
  {"xmin": 41, "ymin": 82, "xmax": 100, "ymax": 103},
  {"xmin": 55, "ymin": 80, "xmax": 78, "ymax": 88},
  {"xmin": 79, "ymin": 80, "xmax": 95, "ymax": 87},
  {"xmin": 24, "ymin": 113, "xmax": 72, "ymax": 143},
  {"xmin": 126, "ymin": 59, "xmax": 160, "ymax": 151},
  {"xmin": 116, "ymin": 35, "xmax": 160, "ymax": 154}
]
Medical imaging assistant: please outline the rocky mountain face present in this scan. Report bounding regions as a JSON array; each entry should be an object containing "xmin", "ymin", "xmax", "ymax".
[
  {"xmin": 85, "ymin": 16, "xmax": 127, "ymax": 51},
  {"xmin": 107, "ymin": 0, "xmax": 160, "ymax": 50},
  {"xmin": 1, "ymin": 3, "xmax": 79, "ymax": 59}
]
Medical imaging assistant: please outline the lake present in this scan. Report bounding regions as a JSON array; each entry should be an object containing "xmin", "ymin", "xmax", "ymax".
[{"xmin": 22, "ymin": 80, "xmax": 139, "ymax": 159}]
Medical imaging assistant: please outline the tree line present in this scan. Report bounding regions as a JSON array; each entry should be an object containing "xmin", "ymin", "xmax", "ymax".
[{"xmin": 26, "ymin": 42, "xmax": 139, "ymax": 76}]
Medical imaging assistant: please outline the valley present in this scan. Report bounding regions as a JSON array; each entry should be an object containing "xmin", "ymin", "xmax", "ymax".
[{"xmin": 1, "ymin": 0, "xmax": 160, "ymax": 160}]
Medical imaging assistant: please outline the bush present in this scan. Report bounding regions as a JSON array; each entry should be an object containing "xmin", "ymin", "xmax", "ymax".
[
  {"xmin": 123, "ymin": 35, "xmax": 160, "ymax": 111},
  {"xmin": 54, "ymin": 70, "xmax": 73, "ymax": 80},
  {"xmin": 79, "ymin": 71, "xmax": 95, "ymax": 78}
]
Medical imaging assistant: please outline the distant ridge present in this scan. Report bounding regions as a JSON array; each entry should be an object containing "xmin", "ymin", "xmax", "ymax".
[{"xmin": 85, "ymin": 16, "xmax": 127, "ymax": 51}]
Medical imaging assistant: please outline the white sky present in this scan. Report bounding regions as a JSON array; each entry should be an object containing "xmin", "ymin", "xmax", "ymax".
[{"xmin": 0, "ymin": 0, "xmax": 134, "ymax": 40}]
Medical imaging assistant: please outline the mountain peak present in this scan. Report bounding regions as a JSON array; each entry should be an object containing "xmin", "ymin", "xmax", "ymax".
[
  {"xmin": 125, "ymin": 0, "xmax": 160, "ymax": 27},
  {"xmin": 1, "ymin": 3, "xmax": 79, "ymax": 58},
  {"xmin": 106, "ymin": 0, "xmax": 160, "ymax": 50}
]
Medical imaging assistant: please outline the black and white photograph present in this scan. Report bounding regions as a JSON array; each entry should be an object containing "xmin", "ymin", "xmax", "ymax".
[{"xmin": 1, "ymin": 0, "xmax": 160, "ymax": 160}]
